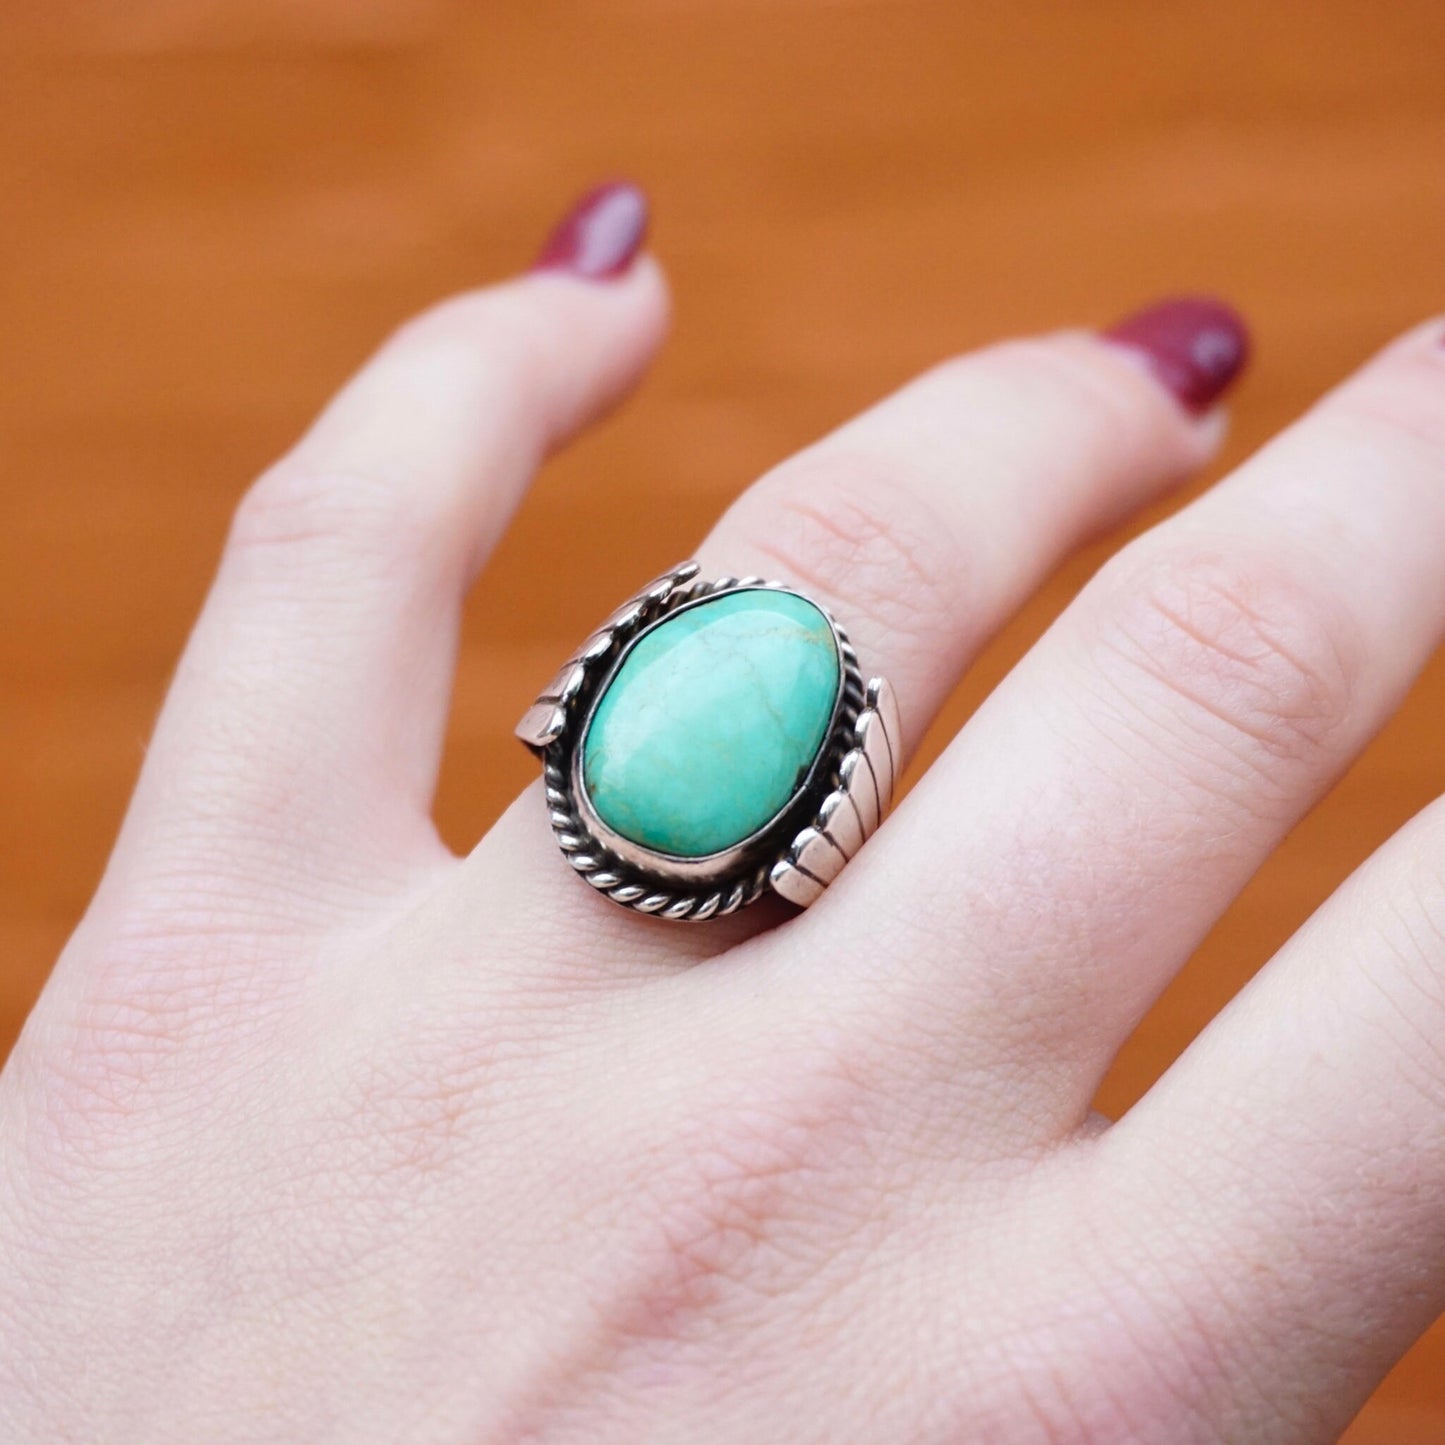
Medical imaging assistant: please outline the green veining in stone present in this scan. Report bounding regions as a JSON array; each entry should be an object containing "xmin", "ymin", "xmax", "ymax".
[{"xmin": 580, "ymin": 589, "xmax": 841, "ymax": 858}]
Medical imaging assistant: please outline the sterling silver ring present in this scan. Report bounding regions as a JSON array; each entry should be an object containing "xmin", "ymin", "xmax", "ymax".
[{"xmin": 515, "ymin": 561, "xmax": 900, "ymax": 921}]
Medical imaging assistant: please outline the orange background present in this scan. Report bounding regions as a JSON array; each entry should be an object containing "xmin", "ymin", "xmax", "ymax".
[{"xmin": 2, "ymin": 1, "xmax": 1444, "ymax": 1435}]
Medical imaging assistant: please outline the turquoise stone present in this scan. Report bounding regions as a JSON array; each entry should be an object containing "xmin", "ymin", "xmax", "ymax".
[{"xmin": 581, "ymin": 590, "xmax": 840, "ymax": 858}]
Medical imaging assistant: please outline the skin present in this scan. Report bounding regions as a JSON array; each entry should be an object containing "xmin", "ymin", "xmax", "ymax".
[{"xmin": 3, "ymin": 250, "xmax": 1445, "ymax": 1443}]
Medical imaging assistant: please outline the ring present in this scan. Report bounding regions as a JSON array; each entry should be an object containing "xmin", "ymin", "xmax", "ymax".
[{"xmin": 515, "ymin": 561, "xmax": 900, "ymax": 920}]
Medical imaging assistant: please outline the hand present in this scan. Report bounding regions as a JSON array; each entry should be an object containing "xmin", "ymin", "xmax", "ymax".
[{"xmin": 4, "ymin": 181, "xmax": 1444, "ymax": 1444}]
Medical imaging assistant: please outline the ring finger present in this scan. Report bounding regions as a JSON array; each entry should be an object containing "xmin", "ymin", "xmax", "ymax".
[{"xmin": 463, "ymin": 298, "xmax": 1248, "ymax": 966}]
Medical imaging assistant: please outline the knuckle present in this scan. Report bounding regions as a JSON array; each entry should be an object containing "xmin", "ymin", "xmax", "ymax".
[
  {"xmin": 18, "ymin": 937, "xmax": 277, "ymax": 1154},
  {"xmin": 1086, "ymin": 539, "xmax": 1362, "ymax": 778},
  {"xmin": 740, "ymin": 451, "xmax": 969, "ymax": 654},
  {"xmin": 338, "ymin": 1018, "xmax": 512, "ymax": 1184},
  {"xmin": 227, "ymin": 461, "xmax": 435, "ymax": 576},
  {"xmin": 395, "ymin": 287, "xmax": 549, "ymax": 393},
  {"xmin": 224, "ymin": 287, "xmax": 564, "ymax": 578},
  {"xmin": 18, "ymin": 876, "xmax": 311, "ymax": 1147},
  {"xmin": 38, "ymin": 989, "xmax": 186, "ymax": 1134},
  {"xmin": 1329, "ymin": 345, "xmax": 1445, "ymax": 468},
  {"xmin": 964, "ymin": 335, "xmax": 1159, "ymax": 462},
  {"xmin": 936, "ymin": 332, "xmax": 1190, "ymax": 487},
  {"xmin": 613, "ymin": 1047, "xmax": 876, "ymax": 1334}
]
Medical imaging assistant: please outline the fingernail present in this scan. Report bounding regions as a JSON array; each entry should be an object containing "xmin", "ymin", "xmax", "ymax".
[
  {"xmin": 1103, "ymin": 296, "xmax": 1251, "ymax": 414},
  {"xmin": 532, "ymin": 180, "xmax": 649, "ymax": 280}
]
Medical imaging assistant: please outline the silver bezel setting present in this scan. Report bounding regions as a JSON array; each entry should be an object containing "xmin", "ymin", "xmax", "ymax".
[{"xmin": 516, "ymin": 562, "xmax": 899, "ymax": 921}]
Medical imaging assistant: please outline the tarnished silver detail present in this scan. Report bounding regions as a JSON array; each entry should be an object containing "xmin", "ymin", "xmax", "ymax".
[
  {"xmin": 817, "ymin": 787, "xmax": 863, "ymax": 857},
  {"xmin": 770, "ymin": 863, "xmax": 825, "ymax": 909},
  {"xmin": 515, "ymin": 561, "xmax": 702, "ymax": 756},
  {"xmin": 515, "ymin": 561, "xmax": 898, "ymax": 920},
  {"xmin": 770, "ymin": 676, "xmax": 901, "ymax": 909}
]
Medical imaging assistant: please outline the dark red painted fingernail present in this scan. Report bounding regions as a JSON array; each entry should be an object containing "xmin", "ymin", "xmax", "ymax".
[
  {"xmin": 1103, "ymin": 296, "xmax": 1251, "ymax": 414},
  {"xmin": 532, "ymin": 180, "xmax": 649, "ymax": 280}
]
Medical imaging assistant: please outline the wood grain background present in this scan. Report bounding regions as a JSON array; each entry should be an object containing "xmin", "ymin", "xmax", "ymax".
[{"xmin": 2, "ymin": 1, "xmax": 1443, "ymax": 1435}]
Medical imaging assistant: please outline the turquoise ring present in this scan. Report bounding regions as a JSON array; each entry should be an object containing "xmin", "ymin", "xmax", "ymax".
[{"xmin": 516, "ymin": 562, "xmax": 900, "ymax": 921}]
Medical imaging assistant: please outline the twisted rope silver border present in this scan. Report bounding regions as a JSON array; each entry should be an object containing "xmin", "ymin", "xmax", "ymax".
[{"xmin": 517, "ymin": 561, "xmax": 867, "ymax": 921}]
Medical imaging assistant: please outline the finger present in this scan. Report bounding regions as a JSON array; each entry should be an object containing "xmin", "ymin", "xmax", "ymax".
[
  {"xmin": 460, "ymin": 298, "xmax": 1247, "ymax": 968},
  {"xmin": 814, "ymin": 318, "xmax": 1445, "ymax": 1144},
  {"xmin": 696, "ymin": 331, "xmax": 1225, "ymax": 757},
  {"xmin": 104, "ymin": 184, "xmax": 666, "ymax": 926},
  {"xmin": 1102, "ymin": 792, "xmax": 1445, "ymax": 1440}
]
